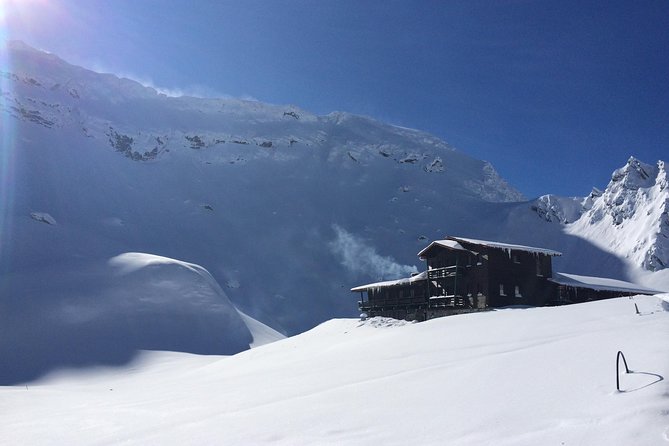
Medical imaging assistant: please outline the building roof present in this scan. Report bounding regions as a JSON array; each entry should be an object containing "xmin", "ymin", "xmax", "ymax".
[
  {"xmin": 417, "ymin": 236, "xmax": 562, "ymax": 258},
  {"xmin": 549, "ymin": 272, "xmax": 662, "ymax": 295},
  {"xmin": 416, "ymin": 240, "xmax": 470, "ymax": 258},
  {"xmin": 350, "ymin": 271, "xmax": 427, "ymax": 292}
]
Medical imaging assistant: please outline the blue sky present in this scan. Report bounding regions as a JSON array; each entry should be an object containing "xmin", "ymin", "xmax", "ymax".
[{"xmin": 3, "ymin": 0, "xmax": 668, "ymax": 198}]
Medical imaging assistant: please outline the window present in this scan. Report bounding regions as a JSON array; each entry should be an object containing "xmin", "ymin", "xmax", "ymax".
[
  {"xmin": 512, "ymin": 253, "xmax": 520, "ymax": 264},
  {"xmin": 536, "ymin": 258, "xmax": 543, "ymax": 276},
  {"xmin": 515, "ymin": 285, "xmax": 522, "ymax": 298},
  {"xmin": 499, "ymin": 284, "xmax": 506, "ymax": 296}
]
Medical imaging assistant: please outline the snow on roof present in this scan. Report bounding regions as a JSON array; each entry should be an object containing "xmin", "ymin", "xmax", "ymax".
[
  {"xmin": 418, "ymin": 236, "xmax": 562, "ymax": 258},
  {"xmin": 448, "ymin": 236, "xmax": 562, "ymax": 256},
  {"xmin": 350, "ymin": 271, "xmax": 427, "ymax": 292},
  {"xmin": 549, "ymin": 272, "xmax": 662, "ymax": 295},
  {"xmin": 416, "ymin": 239, "xmax": 472, "ymax": 258}
]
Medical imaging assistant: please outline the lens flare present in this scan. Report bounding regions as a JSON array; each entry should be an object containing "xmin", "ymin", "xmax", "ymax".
[
  {"xmin": 0, "ymin": 30, "xmax": 17, "ymax": 270},
  {"xmin": 1, "ymin": 0, "xmax": 70, "ymax": 276}
]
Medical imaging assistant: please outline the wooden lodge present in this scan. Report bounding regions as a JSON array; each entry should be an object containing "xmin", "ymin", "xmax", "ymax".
[{"xmin": 351, "ymin": 236, "xmax": 660, "ymax": 321}]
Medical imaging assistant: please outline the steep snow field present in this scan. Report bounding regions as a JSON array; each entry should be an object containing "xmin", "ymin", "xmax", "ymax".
[
  {"xmin": 0, "ymin": 252, "xmax": 283, "ymax": 384},
  {"xmin": 1, "ymin": 295, "xmax": 667, "ymax": 445},
  {"xmin": 2, "ymin": 41, "xmax": 544, "ymax": 339}
]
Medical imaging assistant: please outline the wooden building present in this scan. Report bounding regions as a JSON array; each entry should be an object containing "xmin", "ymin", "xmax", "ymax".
[{"xmin": 352, "ymin": 236, "xmax": 659, "ymax": 321}]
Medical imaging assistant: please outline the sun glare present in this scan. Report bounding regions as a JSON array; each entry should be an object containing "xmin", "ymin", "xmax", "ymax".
[{"xmin": 1, "ymin": 0, "xmax": 68, "ymax": 41}]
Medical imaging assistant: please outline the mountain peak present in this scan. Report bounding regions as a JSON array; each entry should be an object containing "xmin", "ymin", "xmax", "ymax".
[
  {"xmin": 566, "ymin": 156, "xmax": 669, "ymax": 271},
  {"xmin": 610, "ymin": 156, "xmax": 656, "ymax": 189},
  {"xmin": 3, "ymin": 40, "xmax": 62, "ymax": 63},
  {"xmin": 5, "ymin": 40, "xmax": 41, "ymax": 52}
]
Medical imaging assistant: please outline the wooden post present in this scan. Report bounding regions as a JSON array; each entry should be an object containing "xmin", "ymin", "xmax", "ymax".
[
  {"xmin": 426, "ymin": 258, "xmax": 430, "ymax": 298},
  {"xmin": 454, "ymin": 256, "xmax": 459, "ymax": 298}
]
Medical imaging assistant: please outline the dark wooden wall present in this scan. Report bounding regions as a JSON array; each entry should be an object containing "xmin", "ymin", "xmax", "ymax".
[
  {"xmin": 481, "ymin": 248, "xmax": 554, "ymax": 307},
  {"xmin": 446, "ymin": 241, "xmax": 556, "ymax": 307}
]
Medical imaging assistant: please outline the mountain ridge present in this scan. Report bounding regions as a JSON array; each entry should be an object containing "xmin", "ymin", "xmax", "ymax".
[
  {"xmin": 1, "ymin": 41, "xmax": 524, "ymax": 204},
  {"xmin": 1, "ymin": 41, "xmax": 667, "ymax": 345}
]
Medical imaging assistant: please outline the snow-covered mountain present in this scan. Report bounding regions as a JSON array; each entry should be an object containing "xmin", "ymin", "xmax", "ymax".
[
  {"xmin": 1, "ymin": 40, "xmax": 534, "ymax": 332},
  {"xmin": 1, "ymin": 41, "xmax": 523, "ymax": 202},
  {"xmin": 529, "ymin": 157, "xmax": 669, "ymax": 276},
  {"xmin": 567, "ymin": 157, "xmax": 669, "ymax": 271},
  {"xmin": 1, "ymin": 41, "xmax": 668, "ymax": 382}
]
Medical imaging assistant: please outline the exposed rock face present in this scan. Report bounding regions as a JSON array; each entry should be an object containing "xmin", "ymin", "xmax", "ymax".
[
  {"xmin": 1, "ymin": 41, "xmax": 525, "ymax": 204},
  {"xmin": 30, "ymin": 212, "xmax": 57, "ymax": 225},
  {"xmin": 531, "ymin": 195, "xmax": 582, "ymax": 224}
]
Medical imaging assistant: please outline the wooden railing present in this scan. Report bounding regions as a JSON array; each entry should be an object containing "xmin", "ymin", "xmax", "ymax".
[
  {"xmin": 427, "ymin": 266, "xmax": 463, "ymax": 280},
  {"xmin": 428, "ymin": 295, "xmax": 466, "ymax": 308}
]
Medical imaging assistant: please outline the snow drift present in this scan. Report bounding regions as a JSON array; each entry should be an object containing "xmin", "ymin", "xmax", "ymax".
[
  {"xmin": 1, "ymin": 295, "xmax": 666, "ymax": 445},
  {"xmin": 0, "ymin": 252, "xmax": 263, "ymax": 385}
]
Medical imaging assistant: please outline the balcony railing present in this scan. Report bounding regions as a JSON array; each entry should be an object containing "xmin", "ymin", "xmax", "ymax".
[
  {"xmin": 428, "ymin": 295, "xmax": 466, "ymax": 308},
  {"xmin": 427, "ymin": 266, "xmax": 464, "ymax": 279}
]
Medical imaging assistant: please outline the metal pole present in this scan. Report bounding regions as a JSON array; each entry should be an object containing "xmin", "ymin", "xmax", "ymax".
[{"xmin": 616, "ymin": 351, "xmax": 630, "ymax": 392}]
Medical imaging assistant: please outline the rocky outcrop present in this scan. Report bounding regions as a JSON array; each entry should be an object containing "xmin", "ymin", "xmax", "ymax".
[{"xmin": 108, "ymin": 128, "xmax": 162, "ymax": 161}]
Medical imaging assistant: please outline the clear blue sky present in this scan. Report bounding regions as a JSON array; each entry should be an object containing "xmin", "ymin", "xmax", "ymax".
[{"xmin": 3, "ymin": 0, "xmax": 668, "ymax": 198}]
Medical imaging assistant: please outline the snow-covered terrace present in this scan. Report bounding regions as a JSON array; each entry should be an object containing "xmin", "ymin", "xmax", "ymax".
[
  {"xmin": 350, "ymin": 271, "xmax": 427, "ymax": 292},
  {"xmin": 550, "ymin": 272, "xmax": 662, "ymax": 295}
]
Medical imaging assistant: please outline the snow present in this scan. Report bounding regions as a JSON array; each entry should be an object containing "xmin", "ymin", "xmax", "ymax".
[
  {"xmin": 1, "ymin": 296, "xmax": 667, "ymax": 445},
  {"xmin": 550, "ymin": 272, "xmax": 664, "ymax": 294},
  {"xmin": 417, "ymin": 239, "xmax": 470, "ymax": 257},
  {"xmin": 565, "ymin": 157, "xmax": 669, "ymax": 272},
  {"xmin": 238, "ymin": 311, "xmax": 287, "ymax": 348},
  {"xmin": 440, "ymin": 236, "xmax": 562, "ymax": 257},
  {"xmin": 350, "ymin": 270, "xmax": 427, "ymax": 292},
  {"xmin": 659, "ymin": 294, "xmax": 669, "ymax": 311},
  {"xmin": 0, "ymin": 252, "xmax": 269, "ymax": 385},
  {"xmin": 109, "ymin": 251, "xmax": 205, "ymax": 274}
]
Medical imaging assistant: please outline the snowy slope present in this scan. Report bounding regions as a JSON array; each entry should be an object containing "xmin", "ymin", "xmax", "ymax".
[
  {"xmin": 0, "ymin": 41, "xmax": 522, "ymax": 203},
  {"xmin": 2, "ymin": 40, "xmax": 668, "ymax": 383},
  {"xmin": 1, "ymin": 41, "xmax": 548, "ymax": 337},
  {"xmin": 0, "ymin": 252, "xmax": 283, "ymax": 384},
  {"xmin": 1, "ymin": 295, "xmax": 667, "ymax": 445}
]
